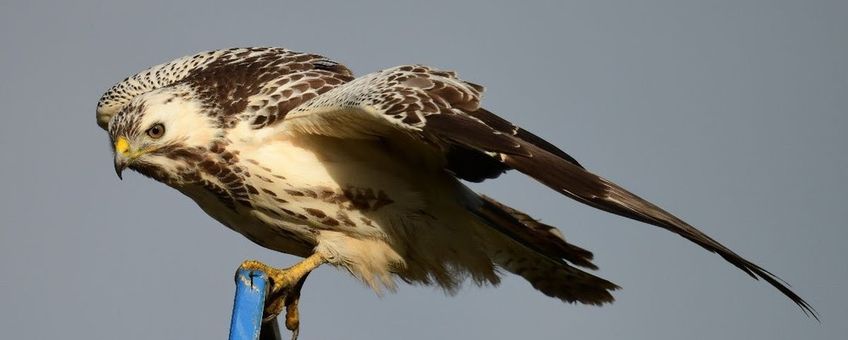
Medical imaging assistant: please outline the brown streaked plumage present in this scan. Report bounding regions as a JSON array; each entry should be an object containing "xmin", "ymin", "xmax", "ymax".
[{"xmin": 97, "ymin": 47, "xmax": 817, "ymax": 336}]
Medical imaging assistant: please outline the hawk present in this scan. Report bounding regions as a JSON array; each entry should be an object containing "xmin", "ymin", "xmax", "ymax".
[{"xmin": 97, "ymin": 47, "xmax": 815, "ymax": 337}]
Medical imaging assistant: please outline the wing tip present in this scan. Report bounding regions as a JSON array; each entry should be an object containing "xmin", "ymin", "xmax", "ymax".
[{"xmin": 750, "ymin": 266, "xmax": 820, "ymax": 321}]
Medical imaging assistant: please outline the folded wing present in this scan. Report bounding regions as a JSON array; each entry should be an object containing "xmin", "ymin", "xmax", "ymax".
[{"xmin": 280, "ymin": 64, "xmax": 816, "ymax": 318}]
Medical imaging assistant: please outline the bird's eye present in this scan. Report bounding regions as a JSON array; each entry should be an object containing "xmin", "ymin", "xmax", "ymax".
[{"xmin": 146, "ymin": 123, "xmax": 165, "ymax": 139}]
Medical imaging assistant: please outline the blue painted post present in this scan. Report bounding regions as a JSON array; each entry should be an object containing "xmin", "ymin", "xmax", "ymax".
[{"xmin": 229, "ymin": 269, "xmax": 280, "ymax": 340}]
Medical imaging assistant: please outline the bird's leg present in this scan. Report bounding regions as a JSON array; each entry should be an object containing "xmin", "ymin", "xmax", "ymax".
[{"xmin": 239, "ymin": 253, "xmax": 325, "ymax": 340}]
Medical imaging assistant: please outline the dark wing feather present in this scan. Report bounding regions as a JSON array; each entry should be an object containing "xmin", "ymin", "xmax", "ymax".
[
  {"xmin": 435, "ymin": 114, "xmax": 817, "ymax": 319},
  {"xmin": 467, "ymin": 108, "xmax": 584, "ymax": 168},
  {"xmin": 283, "ymin": 64, "xmax": 816, "ymax": 319}
]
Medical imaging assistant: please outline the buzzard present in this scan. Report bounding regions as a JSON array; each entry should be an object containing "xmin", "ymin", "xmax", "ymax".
[{"xmin": 97, "ymin": 47, "xmax": 815, "ymax": 337}]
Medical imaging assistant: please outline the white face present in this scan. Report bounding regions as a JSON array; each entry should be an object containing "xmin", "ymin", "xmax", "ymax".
[{"xmin": 109, "ymin": 85, "xmax": 217, "ymax": 184}]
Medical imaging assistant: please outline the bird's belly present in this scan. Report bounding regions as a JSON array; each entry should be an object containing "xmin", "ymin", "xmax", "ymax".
[
  {"xmin": 180, "ymin": 183, "xmax": 317, "ymax": 257},
  {"xmin": 235, "ymin": 135, "xmax": 436, "ymax": 235},
  {"xmin": 178, "ymin": 134, "xmax": 468, "ymax": 261}
]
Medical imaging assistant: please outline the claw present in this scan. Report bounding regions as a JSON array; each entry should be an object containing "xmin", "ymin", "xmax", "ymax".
[{"xmin": 283, "ymin": 273, "xmax": 309, "ymax": 339}]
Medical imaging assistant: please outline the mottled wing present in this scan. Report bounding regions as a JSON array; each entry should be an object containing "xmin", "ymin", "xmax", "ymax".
[
  {"xmin": 281, "ymin": 65, "xmax": 816, "ymax": 317},
  {"xmin": 96, "ymin": 47, "xmax": 354, "ymax": 130},
  {"xmin": 283, "ymin": 65, "xmax": 581, "ymax": 181}
]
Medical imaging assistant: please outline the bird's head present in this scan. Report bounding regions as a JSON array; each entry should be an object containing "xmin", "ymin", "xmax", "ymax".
[{"xmin": 108, "ymin": 86, "xmax": 218, "ymax": 185}]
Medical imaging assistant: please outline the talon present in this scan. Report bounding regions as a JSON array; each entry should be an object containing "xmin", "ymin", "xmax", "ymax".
[
  {"xmin": 285, "ymin": 301, "xmax": 300, "ymax": 331},
  {"xmin": 284, "ymin": 273, "xmax": 309, "ymax": 333},
  {"xmin": 262, "ymin": 295, "xmax": 286, "ymax": 322}
]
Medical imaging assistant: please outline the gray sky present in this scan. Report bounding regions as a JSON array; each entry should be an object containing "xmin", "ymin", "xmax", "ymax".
[{"xmin": 1, "ymin": 1, "xmax": 846, "ymax": 339}]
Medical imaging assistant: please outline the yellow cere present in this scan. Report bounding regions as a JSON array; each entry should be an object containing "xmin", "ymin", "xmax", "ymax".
[{"xmin": 114, "ymin": 137, "xmax": 130, "ymax": 155}]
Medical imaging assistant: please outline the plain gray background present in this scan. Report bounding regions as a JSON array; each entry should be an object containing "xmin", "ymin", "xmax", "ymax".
[{"xmin": 1, "ymin": 1, "xmax": 845, "ymax": 339}]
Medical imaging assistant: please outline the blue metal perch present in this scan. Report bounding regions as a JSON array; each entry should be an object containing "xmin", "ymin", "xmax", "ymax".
[{"xmin": 229, "ymin": 269, "xmax": 281, "ymax": 340}]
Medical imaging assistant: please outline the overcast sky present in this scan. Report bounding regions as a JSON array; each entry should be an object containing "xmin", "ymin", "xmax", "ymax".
[{"xmin": 1, "ymin": 1, "xmax": 846, "ymax": 339}]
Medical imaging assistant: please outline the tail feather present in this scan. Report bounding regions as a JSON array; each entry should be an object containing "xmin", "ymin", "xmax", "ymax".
[
  {"xmin": 491, "ymin": 248, "xmax": 618, "ymax": 305},
  {"xmin": 478, "ymin": 195, "xmax": 597, "ymax": 270},
  {"xmin": 473, "ymin": 196, "xmax": 619, "ymax": 305}
]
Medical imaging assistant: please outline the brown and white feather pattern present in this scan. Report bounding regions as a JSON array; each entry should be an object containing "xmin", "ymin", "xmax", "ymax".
[
  {"xmin": 97, "ymin": 47, "xmax": 815, "ymax": 317},
  {"xmin": 285, "ymin": 65, "xmax": 483, "ymax": 134},
  {"xmin": 97, "ymin": 47, "xmax": 353, "ymax": 130},
  {"xmin": 281, "ymin": 60, "xmax": 815, "ymax": 315}
]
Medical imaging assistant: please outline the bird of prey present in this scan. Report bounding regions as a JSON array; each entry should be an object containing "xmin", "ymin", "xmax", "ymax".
[{"xmin": 97, "ymin": 47, "xmax": 815, "ymax": 337}]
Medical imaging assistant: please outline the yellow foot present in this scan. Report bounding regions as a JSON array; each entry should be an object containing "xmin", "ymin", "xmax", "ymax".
[{"xmin": 239, "ymin": 253, "xmax": 325, "ymax": 340}]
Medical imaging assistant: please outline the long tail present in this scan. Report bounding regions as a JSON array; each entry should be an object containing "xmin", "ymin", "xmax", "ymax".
[{"xmin": 472, "ymin": 195, "xmax": 619, "ymax": 305}]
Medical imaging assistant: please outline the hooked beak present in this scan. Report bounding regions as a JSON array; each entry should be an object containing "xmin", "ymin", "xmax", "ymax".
[
  {"xmin": 114, "ymin": 137, "xmax": 131, "ymax": 180},
  {"xmin": 114, "ymin": 155, "xmax": 128, "ymax": 179}
]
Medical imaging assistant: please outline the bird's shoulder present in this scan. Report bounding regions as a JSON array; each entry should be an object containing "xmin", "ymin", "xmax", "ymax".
[{"xmin": 179, "ymin": 47, "xmax": 355, "ymax": 128}]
